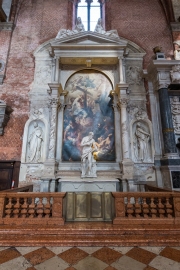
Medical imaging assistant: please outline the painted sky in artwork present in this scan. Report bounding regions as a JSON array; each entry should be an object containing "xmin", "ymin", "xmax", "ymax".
[{"xmin": 62, "ymin": 70, "xmax": 115, "ymax": 162}]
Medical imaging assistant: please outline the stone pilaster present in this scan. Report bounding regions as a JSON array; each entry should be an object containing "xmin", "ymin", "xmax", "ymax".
[
  {"xmin": 116, "ymin": 83, "xmax": 134, "ymax": 180},
  {"xmin": 42, "ymin": 83, "xmax": 61, "ymax": 180}
]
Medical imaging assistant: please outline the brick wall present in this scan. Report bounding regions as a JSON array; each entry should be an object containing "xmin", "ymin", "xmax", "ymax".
[
  {"xmin": 0, "ymin": 0, "xmax": 68, "ymax": 160},
  {"xmin": 0, "ymin": 0, "xmax": 177, "ymax": 161},
  {"xmin": 106, "ymin": 0, "xmax": 174, "ymax": 66}
]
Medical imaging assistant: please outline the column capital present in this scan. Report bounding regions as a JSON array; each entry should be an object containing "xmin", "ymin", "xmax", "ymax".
[{"xmin": 146, "ymin": 59, "xmax": 180, "ymax": 91}]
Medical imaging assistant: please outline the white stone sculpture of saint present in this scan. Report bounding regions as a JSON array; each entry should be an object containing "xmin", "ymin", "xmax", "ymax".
[
  {"xmin": 173, "ymin": 40, "xmax": 180, "ymax": 60},
  {"xmin": 80, "ymin": 132, "xmax": 98, "ymax": 178},
  {"xmin": 27, "ymin": 122, "xmax": 43, "ymax": 162},
  {"xmin": 94, "ymin": 18, "xmax": 119, "ymax": 38},
  {"xmin": 134, "ymin": 122, "xmax": 150, "ymax": 162},
  {"xmin": 55, "ymin": 17, "xmax": 85, "ymax": 39},
  {"xmin": 74, "ymin": 17, "xmax": 85, "ymax": 32}
]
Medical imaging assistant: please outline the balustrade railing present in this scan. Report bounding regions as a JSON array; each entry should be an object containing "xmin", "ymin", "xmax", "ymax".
[
  {"xmin": 112, "ymin": 192, "xmax": 180, "ymax": 225},
  {"xmin": 0, "ymin": 192, "xmax": 65, "ymax": 225}
]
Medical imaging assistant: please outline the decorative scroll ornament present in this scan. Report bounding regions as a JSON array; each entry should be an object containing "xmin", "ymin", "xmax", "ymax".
[
  {"xmin": 170, "ymin": 65, "xmax": 180, "ymax": 83},
  {"xmin": 171, "ymin": 96, "xmax": 180, "ymax": 134},
  {"xmin": 126, "ymin": 66, "xmax": 142, "ymax": 85}
]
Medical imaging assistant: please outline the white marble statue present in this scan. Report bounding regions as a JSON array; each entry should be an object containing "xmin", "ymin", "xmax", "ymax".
[
  {"xmin": 80, "ymin": 132, "xmax": 98, "ymax": 178},
  {"xmin": 27, "ymin": 122, "xmax": 43, "ymax": 162},
  {"xmin": 173, "ymin": 40, "xmax": 180, "ymax": 60},
  {"xmin": 94, "ymin": 18, "xmax": 119, "ymax": 38},
  {"xmin": 134, "ymin": 122, "xmax": 150, "ymax": 162},
  {"xmin": 56, "ymin": 17, "xmax": 85, "ymax": 39}
]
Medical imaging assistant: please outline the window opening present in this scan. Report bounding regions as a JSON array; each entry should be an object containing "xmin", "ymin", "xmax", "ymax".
[{"xmin": 77, "ymin": 0, "xmax": 101, "ymax": 31}]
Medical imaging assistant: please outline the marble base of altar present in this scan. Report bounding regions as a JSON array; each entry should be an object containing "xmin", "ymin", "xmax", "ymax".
[{"xmin": 58, "ymin": 177, "xmax": 120, "ymax": 192}]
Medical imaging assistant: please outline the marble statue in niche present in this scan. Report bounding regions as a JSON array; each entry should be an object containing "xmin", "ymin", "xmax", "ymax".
[
  {"xmin": 134, "ymin": 122, "xmax": 151, "ymax": 162},
  {"xmin": 94, "ymin": 18, "xmax": 119, "ymax": 38},
  {"xmin": 27, "ymin": 121, "xmax": 44, "ymax": 163},
  {"xmin": 173, "ymin": 40, "xmax": 180, "ymax": 60},
  {"xmin": 80, "ymin": 132, "xmax": 98, "ymax": 178},
  {"xmin": 56, "ymin": 17, "xmax": 85, "ymax": 39}
]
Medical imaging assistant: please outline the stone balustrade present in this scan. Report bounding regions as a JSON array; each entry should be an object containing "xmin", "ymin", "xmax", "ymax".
[
  {"xmin": 113, "ymin": 192, "xmax": 180, "ymax": 225},
  {"xmin": 0, "ymin": 192, "xmax": 65, "ymax": 225},
  {"xmin": 0, "ymin": 190, "xmax": 180, "ymax": 227}
]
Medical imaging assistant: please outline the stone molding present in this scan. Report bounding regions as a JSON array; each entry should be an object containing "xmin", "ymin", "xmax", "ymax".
[
  {"xmin": 171, "ymin": 22, "xmax": 180, "ymax": 31},
  {"xmin": 0, "ymin": 22, "xmax": 13, "ymax": 31}
]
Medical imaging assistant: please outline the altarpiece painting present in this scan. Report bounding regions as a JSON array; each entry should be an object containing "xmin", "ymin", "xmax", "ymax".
[{"xmin": 62, "ymin": 70, "xmax": 115, "ymax": 162}]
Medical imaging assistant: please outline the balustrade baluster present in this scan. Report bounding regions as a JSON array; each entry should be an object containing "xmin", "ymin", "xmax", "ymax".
[
  {"xmin": 150, "ymin": 197, "xmax": 157, "ymax": 218},
  {"xmin": 44, "ymin": 197, "xmax": 51, "ymax": 218},
  {"xmin": 4, "ymin": 198, "xmax": 13, "ymax": 218},
  {"xmin": 142, "ymin": 197, "xmax": 149, "ymax": 218},
  {"xmin": 126, "ymin": 197, "xmax": 134, "ymax": 218},
  {"xmin": 28, "ymin": 198, "xmax": 35, "ymax": 218},
  {"xmin": 21, "ymin": 198, "xmax": 28, "ymax": 218},
  {"xmin": 36, "ymin": 198, "xmax": 44, "ymax": 218},
  {"xmin": 13, "ymin": 198, "xmax": 20, "ymax": 218},
  {"xmin": 135, "ymin": 197, "xmax": 141, "ymax": 218},
  {"xmin": 158, "ymin": 198, "xmax": 165, "ymax": 218},
  {"xmin": 165, "ymin": 197, "xmax": 173, "ymax": 218}
]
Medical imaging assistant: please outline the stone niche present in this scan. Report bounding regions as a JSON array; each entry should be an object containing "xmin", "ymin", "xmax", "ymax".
[
  {"xmin": 0, "ymin": 100, "xmax": 12, "ymax": 135},
  {"xmin": 19, "ymin": 28, "xmax": 157, "ymax": 192}
]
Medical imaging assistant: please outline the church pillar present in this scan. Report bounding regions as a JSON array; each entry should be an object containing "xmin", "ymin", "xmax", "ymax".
[{"xmin": 158, "ymin": 87, "xmax": 178, "ymax": 157}]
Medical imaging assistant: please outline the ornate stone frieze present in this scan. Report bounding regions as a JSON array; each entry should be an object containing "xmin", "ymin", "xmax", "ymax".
[
  {"xmin": 128, "ymin": 105, "xmax": 147, "ymax": 121},
  {"xmin": 126, "ymin": 66, "xmax": 142, "ymax": 85},
  {"xmin": 170, "ymin": 65, "xmax": 180, "ymax": 83},
  {"xmin": 170, "ymin": 96, "xmax": 180, "ymax": 134}
]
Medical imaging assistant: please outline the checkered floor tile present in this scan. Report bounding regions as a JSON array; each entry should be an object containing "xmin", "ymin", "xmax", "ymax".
[{"xmin": 0, "ymin": 246, "xmax": 180, "ymax": 270}]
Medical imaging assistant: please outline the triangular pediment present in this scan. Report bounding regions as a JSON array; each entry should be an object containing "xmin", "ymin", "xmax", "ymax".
[{"xmin": 50, "ymin": 31, "xmax": 127, "ymax": 48}]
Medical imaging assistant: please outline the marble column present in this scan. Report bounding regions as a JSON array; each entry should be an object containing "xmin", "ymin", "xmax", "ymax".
[{"xmin": 158, "ymin": 87, "xmax": 178, "ymax": 158}]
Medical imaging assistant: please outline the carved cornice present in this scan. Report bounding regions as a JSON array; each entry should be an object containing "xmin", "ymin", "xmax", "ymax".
[
  {"xmin": 0, "ymin": 22, "xmax": 14, "ymax": 31},
  {"xmin": 171, "ymin": 23, "xmax": 180, "ymax": 32}
]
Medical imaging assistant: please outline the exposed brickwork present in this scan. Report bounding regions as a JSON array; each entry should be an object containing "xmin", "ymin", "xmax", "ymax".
[
  {"xmin": 107, "ymin": 0, "xmax": 174, "ymax": 67},
  {"xmin": 0, "ymin": 0, "xmax": 178, "ymax": 161},
  {"xmin": 0, "ymin": 0, "xmax": 69, "ymax": 160}
]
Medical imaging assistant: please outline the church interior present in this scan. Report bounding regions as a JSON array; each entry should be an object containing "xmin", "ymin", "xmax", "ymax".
[{"xmin": 0, "ymin": 0, "xmax": 180, "ymax": 269}]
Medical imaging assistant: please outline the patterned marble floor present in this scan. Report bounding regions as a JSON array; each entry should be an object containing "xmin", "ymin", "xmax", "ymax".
[{"xmin": 0, "ymin": 246, "xmax": 180, "ymax": 270}]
